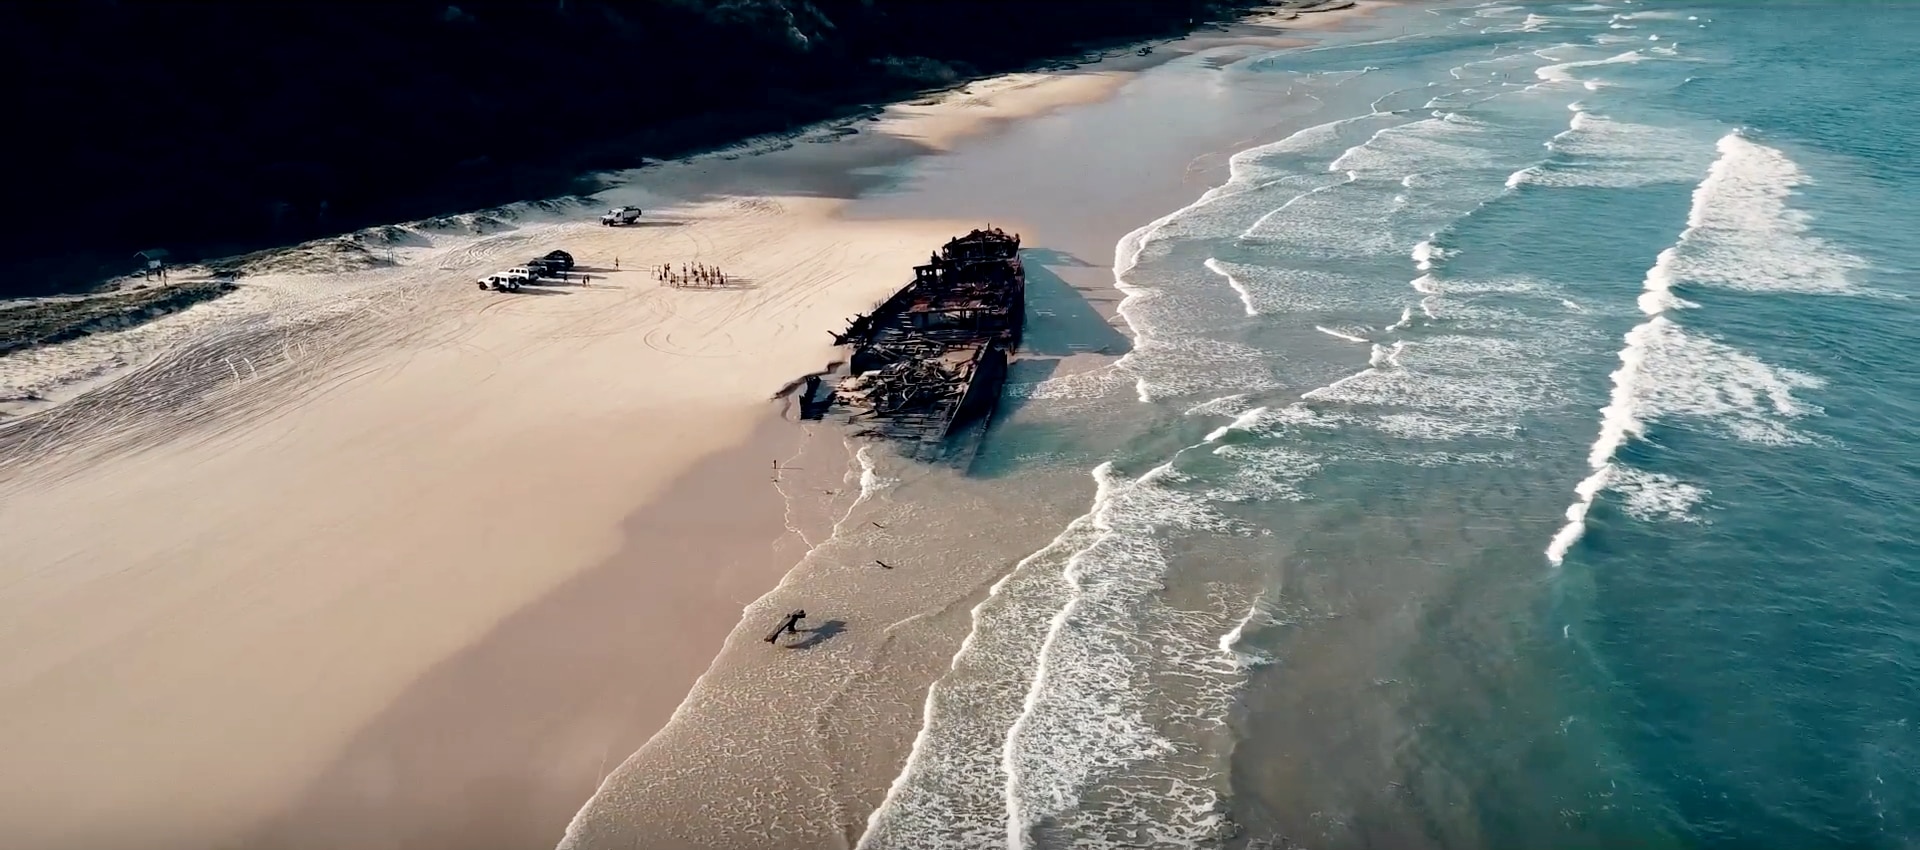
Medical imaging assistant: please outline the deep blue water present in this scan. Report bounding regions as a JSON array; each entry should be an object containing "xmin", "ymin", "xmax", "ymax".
[{"xmin": 858, "ymin": 3, "xmax": 1919, "ymax": 848}]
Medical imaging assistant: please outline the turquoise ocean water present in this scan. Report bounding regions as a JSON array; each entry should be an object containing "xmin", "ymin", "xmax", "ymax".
[{"xmin": 856, "ymin": 2, "xmax": 1919, "ymax": 848}]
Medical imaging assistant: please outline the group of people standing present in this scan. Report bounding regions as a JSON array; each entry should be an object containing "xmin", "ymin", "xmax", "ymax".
[{"xmin": 657, "ymin": 262, "xmax": 729, "ymax": 288}]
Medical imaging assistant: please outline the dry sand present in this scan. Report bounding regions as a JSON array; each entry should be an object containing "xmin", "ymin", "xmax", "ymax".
[{"xmin": 0, "ymin": 4, "xmax": 1388, "ymax": 850}]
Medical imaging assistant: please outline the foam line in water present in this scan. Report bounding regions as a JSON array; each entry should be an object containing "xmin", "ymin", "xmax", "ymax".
[
  {"xmin": 1238, "ymin": 172, "xmax": 1357, "ymax": 241},
  {"xmin": 998, "ymin": 455, "xmax": 1247, "ymax": 848},
  {"xmin": 1204, "ymin": 257, "xmax": 1260, "ymax": 316},
  {"xmin": 1112, "ymin": 114, "xmax": 1383, "ymax": 403},
  {"xmin": 1315, "ymin": 326, "xmax": 1371, "ymax": 344},
  {"xmin": 1217, "ymin": 599, "xmax": 1276, "ymax": 670},
  {"xmin": 1205, "ymin": 406, "xmax": 1270, "ymax": 443},
  {"xmin": 857, "ymin": 487, "xmax": 1115, "ymax": 850},
  {"xmin": 1534, "ymin": 49, "xmax": 1644, "ymax": 88}
]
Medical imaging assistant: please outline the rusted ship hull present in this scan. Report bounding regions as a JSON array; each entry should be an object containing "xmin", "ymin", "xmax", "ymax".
[{"xmin": 829, "ymin": 227, "xmax": 1024, "ymax": 460}]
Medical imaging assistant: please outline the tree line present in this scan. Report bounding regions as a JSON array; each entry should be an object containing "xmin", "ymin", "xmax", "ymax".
[{"xmin": 1, "ymin": 0, "xmax": 1276, "ymax": 296}]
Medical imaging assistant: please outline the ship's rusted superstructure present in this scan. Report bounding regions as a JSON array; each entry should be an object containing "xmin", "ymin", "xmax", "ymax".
[{"xmin": 830, "ymin": 227, "xmax": 1024, "ymax": 457}]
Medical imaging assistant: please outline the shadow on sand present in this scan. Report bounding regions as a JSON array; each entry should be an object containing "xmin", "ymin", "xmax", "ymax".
[
  {"xmin": 1019, "ymin": 248, "xmax": 1131, "ymax": 358},
  {"xmin": 991, "ymin": 357, "xmax": 1061, "ymax": 431},
  {"xmin": 963, "ymin": 357, "xmax": 1063, "ymax": 480},
  {"xmin": 783, "ymin": 619, "xmax": 847, "ymax": 650},
  {"xmin": 960, "ymin": 248, "xmax": 1134, "ymax": 479},
  {"xmin": 234, "ymin": 424, "xmax": 791, "ymax": 850}
]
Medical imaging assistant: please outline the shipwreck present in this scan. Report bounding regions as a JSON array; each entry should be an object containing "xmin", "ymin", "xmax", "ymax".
[{"xmin": 825, "ymin": 227, "xmax": 1025, "ymax": 460}]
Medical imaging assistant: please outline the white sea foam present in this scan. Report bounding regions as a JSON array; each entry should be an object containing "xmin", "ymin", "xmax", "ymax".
[
  {"xmin": 998, "ymin": 461, "xmax": 1258, "ymax": 849},
  {"xmin": 1307, "ymin": 335, "xmax": 1565, "ymax": 418},
  {"xmin": 1206, "ymin": 444, "xmax": 1321, "ymax": 503},
  {"xmin": 1182, "ymin": 394, "xmax": 1251, "ymax": 418},
  {"xmin": 859, "ymin": 474, "xmax": 1126, "ymax": 850},
  {"xmin": 1123, "ymin": 336, "xmax": 1285, "ymax": 401},
  {"xmin": 1625, "ymin": 317, "xmax": 1826, "ymax": 429},
  {"xmin": 1608, "ymin": 468, "xmax": 1709, "ymax": 522},
  {"xmin": 1239, "ymin": 177, "xmax": 1402, "ymax": 257},
  {"xmin": 1223, "ymin": 402, "xmax": 1354, "ymax": 438},
  {"xmin": 1330, "ymin": 114, "xmax": 1501, "ymax": 177},
  {"xmin": 1665, "ymin": 133, "xmax": 1868, "ymax": 295},
  {"xmin": 852, "ymin": 445, "xmax": 894, "ymax": 499},
  {"xmin": 1205, "ymin": 406, "xmax": 1270, "ymax": 443},
  {"xmin": 1509, "ymin": 109, "xmax": 1708, "ymax": 188},
  {"xmin": 1534, "ymin": 49, "xmax": 1645, "ymax": 89},
  {"xmin": 859, "ymin": 459, "xmax": 1258, "ymax": 849},
  {"xmin": 1546, "ymin": 132, "xmax": 1843, "ymax": 565},
  {"xmin": 1368, "ymin": 340, "xmax": 1406, "ymax": 368},
  {"xmin": 1373, "ymin": 410, "xmax": 1521, "ymax": 441},
  {"xmin": 1217, "ymin": 600, "xmax": 1277, "ymax": 670},
  {"xmin": 1411, "ymin": 236, "xmax": 1457, "ymax": 271},
  {"xmin": 1109, "ymin": 115, "xmax": 1386, "ymax": 402}
]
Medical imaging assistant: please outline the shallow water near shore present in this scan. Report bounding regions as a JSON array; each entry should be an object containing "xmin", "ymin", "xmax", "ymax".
[{"xmin": 855, "ymin": 2, "xmax": 1920, "ymax": 848}]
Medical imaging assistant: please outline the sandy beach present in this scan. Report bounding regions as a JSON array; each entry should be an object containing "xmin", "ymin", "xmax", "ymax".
[{"xmin": 0, "ymin": 4, "xmax": 1386, "ymax": 849}]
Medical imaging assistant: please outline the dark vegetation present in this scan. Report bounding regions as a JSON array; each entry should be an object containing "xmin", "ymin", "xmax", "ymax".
[
  {"xmin": 0, "ymin": 279, "xmax": 237, "ymax": 357},
  {"xmin": 3, "ymin": 0, "xmax": 1284, "ymax": 299}
]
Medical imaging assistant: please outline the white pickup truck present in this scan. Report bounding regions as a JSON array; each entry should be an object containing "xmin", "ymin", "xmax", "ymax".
[{"xmin": 600, "ymin": 206, "xmax": 642, "ymax": 226}]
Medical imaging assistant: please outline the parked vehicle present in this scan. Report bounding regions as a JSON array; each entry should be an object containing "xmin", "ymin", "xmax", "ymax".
[{"xmin": 526, "ymin": 255, "xmax": 576, "ymax": 278}]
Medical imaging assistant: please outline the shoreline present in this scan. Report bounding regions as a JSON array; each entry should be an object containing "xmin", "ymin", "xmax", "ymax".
[{"xmin": 560, "ymin": 4, "xmax": 1398, "ymax": 848}]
